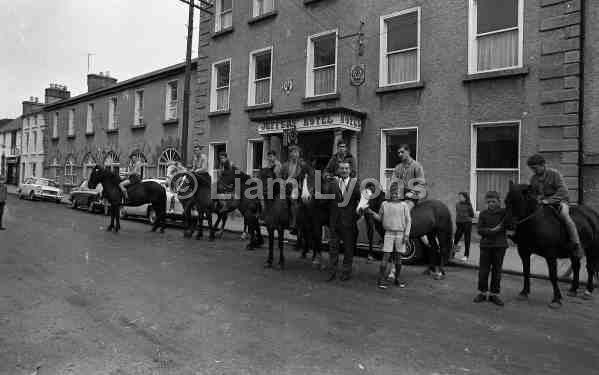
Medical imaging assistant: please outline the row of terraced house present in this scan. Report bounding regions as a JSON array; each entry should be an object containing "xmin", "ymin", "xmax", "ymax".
[{"xmin": 1, "ymin": 0, "xmax": 599, "ymax": 212}]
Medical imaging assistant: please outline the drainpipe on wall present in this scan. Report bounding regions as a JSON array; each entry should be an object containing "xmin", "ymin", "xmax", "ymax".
[{"xmin": 578, "ymin": 0, "xmax": 586, "ymax": 204}]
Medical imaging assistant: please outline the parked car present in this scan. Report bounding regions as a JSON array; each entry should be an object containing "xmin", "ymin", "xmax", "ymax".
[
  {"xmin": 119, "ymin": 179, "xmax": 195, "ymax": 225},
  {"xmin": 70, "ymin": 180, "xmax": 106, "ymax": 213},
  {"xmin": 18, "ymin": 177, "xmax": 64, "ymax": 203}
]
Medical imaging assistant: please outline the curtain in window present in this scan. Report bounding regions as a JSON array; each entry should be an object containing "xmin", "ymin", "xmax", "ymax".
[
  {"xmin": 221, "ymin": 12, "xmax": 232, "ymax": 29},
  {"xmin": 477, "ymin": 29, "xmax": 518, "ymax": 71},
  {"xmin": 216, "ymin": 88, "xmax": 229, "ymax": 110},
  {"xmin": 314, "ymin": 66, "xmax": 335, "ymax": 95},
  {"xmin": 255, "ymin": 79, "xmax": 270, "ymax": 104},
  {"xmin": 476, "ymin": 170, "xmax": 518, "ymax": 209},
  {"xmin": 388, "ymin": 50, "xmax": 417, "ymax": 84}
]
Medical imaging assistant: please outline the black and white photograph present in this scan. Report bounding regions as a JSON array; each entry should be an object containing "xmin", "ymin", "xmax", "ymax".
[{"xmin": 1, "ymin": 0, "xmax": 599, "ymax": 374}]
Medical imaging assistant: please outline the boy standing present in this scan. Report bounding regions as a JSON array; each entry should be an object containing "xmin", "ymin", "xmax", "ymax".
[
  {"xmin": 368, "ymin": 182, "xmax": 411, "ymax": 289},
  {"xmin": 474, "ymin": 191, "xmax": 508, "ymax": 306}
]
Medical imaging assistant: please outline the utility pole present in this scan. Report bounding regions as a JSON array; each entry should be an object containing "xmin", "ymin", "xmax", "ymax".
[{"xmin": 181, "ymin": 0, "xmax": 194, "ymax": 166}]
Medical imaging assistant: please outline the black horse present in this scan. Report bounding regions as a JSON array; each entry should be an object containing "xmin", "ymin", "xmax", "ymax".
[
  {"xmin": 174, "ymin": 170, "xmax": 216, "ymax": 240},
  {"xmin": 88, "ymin": 165, "xmax": 167, "ymax": 233},
  {"xmin": 212, "ymin": 170, "xmax": 259, "ymax": 237},
  {"xmin": 504, "ymin": 182, "xmax": 599, "ymax": 308},
  {"xmin": 258, "ymin": 168, "xmax": 290, "ymax": 269}
]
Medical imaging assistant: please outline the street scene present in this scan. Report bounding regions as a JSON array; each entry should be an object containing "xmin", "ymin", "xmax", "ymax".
[{"xmin": 2, "ymin": 0, "xmax": 599, "ymax": 374}]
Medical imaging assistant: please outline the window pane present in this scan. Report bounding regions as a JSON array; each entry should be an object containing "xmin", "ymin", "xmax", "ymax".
[
  {"xmin": 386, "ymin": 12, "xmax": 418, "ymax": 52},
  {"xmin": 222, "ymin": 0, "xmax": 232, "ymax": 11},
  {"xmin": 170, "ymin": 82, "xmax": 178, "ymax": 101},
  {"xmin": 477, "ymin": 0, "xmax": 518, "ymax": 34},
  {"xmin": 252, "ymin": 142, "xmax": 263, "ymax": 170},
  {"xmin": 386, "ymin": 132, "xmax": 417, "ymax": 169},
  {"xmin": 476, "ymin": 125, "xmax": 518, "ymax": 169},
  {"xmin": 255, "ymin": 52, "xmax": 271, "ymax": 80},
  {"xmin": 313, "ymin": 34, "xmax": 336, "ymax": 68},
  {"xmin": 477, "ymin": 29, "xmax": 518, "ymax": 71},
  {"xmin": 314, "ymin": 66, "xmax": 335, "ymax": 95},
  {"xmin": 388, "ymin": 49, "xmax": 417, "ymax": 83},
  {"xmin": 217, "ymin": 62, "xmax": 230, "ymax": 88}
]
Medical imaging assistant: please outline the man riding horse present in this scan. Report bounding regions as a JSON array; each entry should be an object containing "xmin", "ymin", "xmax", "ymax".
[
  {"xmin": 527, "ymin": 154, "xmax": 584, "ymax": 259},
  {"xmin": 119, "ymin": 154, "xmax": 144, "ymax": 201},
  {"xmin": 280, "ymin": 145, "xmax": 307, "ymax": 234}
]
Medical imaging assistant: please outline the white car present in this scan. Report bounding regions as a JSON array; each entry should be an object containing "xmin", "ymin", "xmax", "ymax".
[
  {"xmin": 119, "ymin": 178, "xmax": 194, "ymax": 224},
  {"xmin": 18, "ymin": 177, "xmax": 64, "ymax": 203}
]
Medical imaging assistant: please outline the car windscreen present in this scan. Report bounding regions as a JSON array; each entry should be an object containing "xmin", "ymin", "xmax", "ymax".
[{"xmin": 39, "ymin": 179, "xmax": 58, "ymax": 187}]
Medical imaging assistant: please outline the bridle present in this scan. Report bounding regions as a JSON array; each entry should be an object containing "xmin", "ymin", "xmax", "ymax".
[{"xmin": 510, "ymin": 206, "xmax": 543, "ymax": 227}]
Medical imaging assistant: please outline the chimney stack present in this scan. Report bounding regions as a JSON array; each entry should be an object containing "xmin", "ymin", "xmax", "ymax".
[
  {"xmin": 22, "ymin": 95, "xmax": 45, "ymax": 115},
  {"xmin": 45, "ymin": 83, "xmax": 71, "ymax": 104},
  {"xmin": 87, "ymin": 72, "xmax": 117, "ymax": 92}
]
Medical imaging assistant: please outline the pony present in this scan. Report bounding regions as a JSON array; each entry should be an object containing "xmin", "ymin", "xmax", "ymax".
[
  {"xmin": 504, "ymin": 182, "xmax": 599, "ymax": 308},
  {"xmin": 212, "ymin": 170, "xmax": 259, "ymax": 238},
  {"xmin": 173, "ymin": 170, "xmax": 216, "ymax": 240},
  {"xmin": 88, "ymin": 165, "xmax": 167, "ymax": 233},
  {"xmin": 258, "ymin": 168, "xmax": 290, "ymax": 268}
]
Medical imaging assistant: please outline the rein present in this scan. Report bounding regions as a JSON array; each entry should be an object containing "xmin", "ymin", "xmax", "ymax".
[{"xmin": 513, "ymin": 206, "xmax": 543, "ymax": 226}]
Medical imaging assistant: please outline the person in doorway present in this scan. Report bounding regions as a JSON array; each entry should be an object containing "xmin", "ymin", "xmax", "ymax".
[
  {"xmin": 454, "ymin": 192, "xmax": 475, "ymax": 262},
  {"xmin": 191, "ymin": 144, "xmax": 208, "ymax": 173},
  {"xmin": 474, "ymin": 191, "xmax": 508, "ymax": 306},
  {"xmin": 281, "ymin": 145, "xmax": 306, "ymax": 234},
  {"xmin": 527, "ymin": 154, "xmax": 584, "ymax": 259},
  {"xmin": 0, "ymin": 175, "xmax": 7, "ymax": 230},
  {"xmin": 266, "ymin": 151, "xmax": 282, "ymax": 178},
  {"xmin": 325, "ymin": 141, "xmax": 356, "ymax": 178},
  {"xmin": 119, "ymin": 154, "xmax": 143, "ymax": 201}
]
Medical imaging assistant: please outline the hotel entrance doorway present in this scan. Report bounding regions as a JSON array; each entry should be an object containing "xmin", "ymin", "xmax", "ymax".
[{"xmin": 296, "ymin": 130, "xmax": 334, "ymax": 170}]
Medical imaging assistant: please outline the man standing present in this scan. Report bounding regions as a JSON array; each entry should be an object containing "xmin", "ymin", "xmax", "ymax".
[
  {"xmin": 280, "ymin": 145, "xmax": 305, "ymax": 233},
  {"xmin": 325, "ymin": 141, "xmax": 357, "ymax": 178},
  {"xmin": 191, "ymin": 144, "xmax": 208, "ymax": 173},
  {"xmin": 392, "ymin": 144, "xmax": 425, "ymax": 200},
  {"xmin": 266, "ymin": 151, "xmax": 282, "ymax": 178},
  {"xmin": 527, "ymin": 154, "xmax": 584, "ymax": 258},
  {"xmin": 327, "ymin": 161, "xmax": 361, "ymax": 281},
  {"xmin": 0, "ymin": 175, "xmax": 7, "ymax": 230}
]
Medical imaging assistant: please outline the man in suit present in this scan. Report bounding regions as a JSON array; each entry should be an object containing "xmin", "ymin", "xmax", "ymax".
[{"xmin": 327, "ymin": 161, "xmax": 361, "ymax": 281}]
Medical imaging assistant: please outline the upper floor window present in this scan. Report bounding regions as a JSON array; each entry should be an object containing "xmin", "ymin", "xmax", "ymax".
[
  {"xmin": 248, "ymin": 48, "xmax": 272, "ymax": 106},
  {"xmin": 215, "ymin": 0, "xmax": 233, "ymax": 32},
  {"xmin": 52, "ymin": 112, "xmax": 58, "ymax": 138},
  {"xmin": 380, "ymin": 7, "xmax": 420, "ymax": 86},
  {"xmin": 25, "ymin": 133, "xmax": 30, "ymax": 153},
  {"xmin": 469, "ymin": 0, "xmax": 523, "ymax": 73},
  {"xmin": 68, "ymin": 109, "xmax": 75, "ymax": 137},
  {"xmin": 253, "ymin": 0, "xmax": 274, "ymax": 17},
  {"xmin": 211, "ymin": 59, "xmax": 231, "ymax": 111},
  {"xmin": 108, "ymin": 97, "xmax": 119, "ymax": 130},
  {"xmin": 33, "ymin": 115, "xmax": 38, "ymax": 126},
  {"xmin": 165, "ymin": 81, "xmax": 178, "ymax": 120},
  {"xmin": 86, "ymin": 103, "xmax": 94, "ymax": 134},
  {"xmin": 37, "ymin": 114, "xmax": 43, "ymax": 127},
  {"xmin": 306, "ymin": 31, "xmax": 337, "ymax": 97},
  {"xmin": 134, "ymin": 90, "xmax": 144, "ymax": 125},
  {"xmin": 33, "ymin": 131, "xmax": 38, "ymax": 153}
]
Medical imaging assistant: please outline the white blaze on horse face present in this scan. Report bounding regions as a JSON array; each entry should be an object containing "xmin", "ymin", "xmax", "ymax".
[{"xmin": 301, "ymin": 177, "xmax": 311, "ymax": 201}]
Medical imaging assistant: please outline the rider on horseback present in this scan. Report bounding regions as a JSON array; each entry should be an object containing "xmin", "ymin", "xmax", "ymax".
[
  {"xmin": 119, "ymin": 154, "xmax": 143, "ymax": 201},
  {"xmin": 392, "ymin": 144, "xmax": 425, "ymax": 202},
  {"xmin": 191, "ymin": 144, "xmax": 208, "ymax": 173},
  {"xmin": 281, "ymin": 145, "xmax": 305, "ymax": 234},
  {"xmin": 217, "ymin": 152, "xmax": 239, "ymax": 194},
  {"xmin": 527, "ymin": 154, "xmax": 584, "ymax": 259}
]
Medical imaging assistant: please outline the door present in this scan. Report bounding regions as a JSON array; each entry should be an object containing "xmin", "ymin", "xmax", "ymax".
[
  {"xmin": 297, "ymin": 131, "xmax": 334, "ymax": 170},
  {"xmin": 247, "ymin": 139, "xmax": 264, "ymax": 178}
]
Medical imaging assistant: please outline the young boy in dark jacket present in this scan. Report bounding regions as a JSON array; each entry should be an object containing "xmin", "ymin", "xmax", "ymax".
[{"xmin": 474, "ymin": 191, "xmax": 508, "ymax": 306}]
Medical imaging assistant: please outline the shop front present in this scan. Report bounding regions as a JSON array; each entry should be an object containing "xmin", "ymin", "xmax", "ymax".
[{"xmin": 251, "ymin": 107, "xmax": 365, "ymax": 171}]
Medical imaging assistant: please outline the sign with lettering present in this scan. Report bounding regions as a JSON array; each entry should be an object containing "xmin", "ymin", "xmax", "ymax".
[
  {"xmin": 257, "ymin": 112, "xmax": 363, "ymax": 135},
  {"xmin": 350, "ymin": 64, "xmax": 365, "ymax": 86}
]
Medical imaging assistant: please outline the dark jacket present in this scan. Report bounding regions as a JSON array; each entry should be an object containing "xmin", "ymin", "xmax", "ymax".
[
  {"xmin": 455, "ymin": 202, "xmax": 475, "ymax": 223},
  {"xmin": 329, "ymin": 177, "xmax": 361, "ymax": 228},
  {"xmin": 477, "ymin": 207, "xmax": 508, "ymax": 248},
  {"xmin": 0, "ymin": 182, "xmax": 7, "ymax": 203},
  {"xmin": 529, "ymin": 167, "xmax": 569, "ymax": 204},
  {"xmin": 325, "ymin": 152, "xmax": 357, "ymax": 177}
]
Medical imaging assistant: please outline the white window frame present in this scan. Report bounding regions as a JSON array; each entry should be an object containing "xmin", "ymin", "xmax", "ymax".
[
  {"xmin": 53, "ymin": 112, "xmax": 59, "ymax": 138},
  {"xmin": 208, "ymin": 141, "xmax": 227, "ymax": 179},
  {"xmin": 215, "ymin": 0, "xmax": 233, "ymax": 32},
  {"xmin": 108, "ymin": 97, "xmax": 118, "ymax": 130},
  {"xmin": 252, "ymin": 0, "xmax": 274, "ymax": 18},
  {"xmin": 68, "ymin": 109, "xmax": 75, "ymax": 137},
  {"xmin": 468, "ymin": 0, "xmax": 524, "ymax": 74},
  {"xmin": 134, "ymin": 89, "xmax": 144, "ymax": 125},
  {"xmin": 211, "ymin": 58, "xmax": 232, "ymax": 112},
  {"xmin": 165, "ymin": 81, "xmax": 179, "ymax": 120},
  {"xmin": 379, "ymin": 7, "xmax": 421, "ymax": 87},
  {"xmin": 157, "ymin": 148, "xmax": 182, "ymax": 178},
  {"xmin": 379, "ymin": 127, "xmax": 419, "ymax": 186},
  {"xmin": 64, "ymin": 158, "xmax": 76, "ymax": 185},
  {"xmin": 470, "ymin": 120, "xmax": 521, "ymax": 211},
  {"xmin": 305, "ymin": 29, "xmax": 338, "ymax": 98},
  {"xmin": 86, "ymin": 103, "xmax": 94, "ymax": 134},
  {"xmin": 248, "ymin": 47, "xmax": 273, "ymax": 106},
  {"xmin": 246, "ymin": 138, "xmax": 264, "ymax": 176}
]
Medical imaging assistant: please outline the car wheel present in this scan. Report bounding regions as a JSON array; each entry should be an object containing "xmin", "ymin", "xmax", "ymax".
[
  {"xmin": 148, "ymin": 207, "xmax": 157, "ymax": 225},
  {"xmin": 119, "ymin": 206, "xmax": 127, "ymax": 219},
  {"xmin": 70, "ymin": 198, "xmax": 78, "ymax": 209},
  {"xmin": 29, "ymin": 191, "xmax": 35, "ymax": 201}
]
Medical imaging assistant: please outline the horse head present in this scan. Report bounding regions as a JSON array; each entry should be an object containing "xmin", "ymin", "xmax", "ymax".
[
  {"xmin": 504, "ymin": 181, "xmax": 538, "ymax": 230},
  {"xmin": 87, "ymin": 165, "xmax": 105, "ymax": 189},
  {"xmin": 258, "ymin": 168, "xmax": 286, "ymax": 200}
]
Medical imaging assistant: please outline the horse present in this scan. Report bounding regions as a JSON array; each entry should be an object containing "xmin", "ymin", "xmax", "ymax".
[
  {"xmin": 211, "ymin": 170, "xmax": 255, "ymax": 236},
  {"xmin": 504, "ymin": 182, "xmax": 599, "ymax": 308},
  {"xmin": 173, "ymin": 170, "xmax": 216, "ymax": 240},
  {"xmin": 88, "ymin": 165, "xmax": 167, "ymax": 233},
  {"xmin": 258, "ymin": 168, "xmax": 290, "ymax": 268}
]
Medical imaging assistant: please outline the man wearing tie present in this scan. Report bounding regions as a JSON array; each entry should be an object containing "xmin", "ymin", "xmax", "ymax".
[{"xmin": 327, "ymin": 161, "xmax": 361, "ymax": 281}]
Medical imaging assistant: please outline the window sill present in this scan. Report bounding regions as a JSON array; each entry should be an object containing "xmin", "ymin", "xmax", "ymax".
[
  {"xmin": 212, "ymin": 27, "xmax": 234, "ymax": 39},
  {"xmin": 162, "ymin": 119, "xmax": 179, "ymax": 126},
  {"xmin": 67, "ymin": 134, "xmax": 76, "ymax": 139},
  {"xmin": 248, "ymin": 10, "xmax": 277, "ymax": 25},
  {"xmin": 463, "ymin": 66, "xmax": 529, "ymax": 83},
  {"xmin": 131, "ymin": 123, "xmax": 146, "ymax": 130},
  {"xmin": 106, "ymin": 129, "xmax": 119, "ymax": 134},
  {"xmin": 208, "ymin": 109, "xmax": 231, "ymax": 117},
  {"xmin": 376, "ymin": 81, "xmax": 425, "ymax": 94},
  {"xmin": 302, "ymin": 93, "xmax": 340, "ymax": 104},
  {"xmin": 85, "ymin": 131, "xmax": 94, "ymax": 137},
  {"xmin": 245, "ymin": 103, "xmax": 273, "ymax": 112}
]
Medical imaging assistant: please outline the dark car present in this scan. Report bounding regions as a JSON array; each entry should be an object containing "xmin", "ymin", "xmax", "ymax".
[{"xmin": 70, "ymin": 180, "xmax": 106, "ymax": 213}]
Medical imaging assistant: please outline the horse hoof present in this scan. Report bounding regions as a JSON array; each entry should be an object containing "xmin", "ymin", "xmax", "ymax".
[
  {"xmin": 548, "ymin": 301, "xmax": 563, "ymax": 309},
  {"xmin": 517, "ymin": 293, "xmax": 529, "ymax": 301},
  {"xmin": 264, "ymin": 261, "xmax": 273, "ymax": 269},
  {"xmin": 567, "ymin": 290, "xmax": 577, "ymax": 297},
  {"xmin": 583, "ymin": 291, "xmax": 593, "ymax": 300}
]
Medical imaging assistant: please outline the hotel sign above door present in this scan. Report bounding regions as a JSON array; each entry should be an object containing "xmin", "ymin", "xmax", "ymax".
[{"xmin": 257, "ymin": 112, "xmax": 363, "ymax": 135}]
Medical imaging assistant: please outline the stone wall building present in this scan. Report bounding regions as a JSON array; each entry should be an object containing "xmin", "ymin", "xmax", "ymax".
[{"xmin": 193, "ymin": 0, "xmax": 595, "ymax": 211}]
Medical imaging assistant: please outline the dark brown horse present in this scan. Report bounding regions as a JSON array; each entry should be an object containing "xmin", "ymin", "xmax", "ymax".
[
  {"xmin": 88, "ymin": 165, "xmax": 167, "ymax": 233},
  {"xmin": 504, "ymin": 182, "xmax": 599, "ymax": 308},
  {"xmin": 212, "ymin": 170, "xmax": 259, "ymax": 237},
  {"xmin": 173, "ymin": 170, "xmax": 216, "ymax": 240},
  {"xmin": 258, "ymin": 168, "xmax": 290, "ymax": 268}
]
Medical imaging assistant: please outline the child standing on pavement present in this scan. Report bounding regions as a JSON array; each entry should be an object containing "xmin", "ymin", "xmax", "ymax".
[
  {"xmin": 454, "ymin": 192, "xmax": 475, "ymax": 262},
  {"xmin": 368, "ymin": 182, "xmax": 411, "ymax": 289},
  {"xmin": 474, "ymin": 191, "xmax": 508, "ymax": 306}
]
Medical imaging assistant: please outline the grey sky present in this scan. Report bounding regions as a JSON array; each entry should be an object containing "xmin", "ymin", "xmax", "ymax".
[{"xmin": 0, "ymin": 0, "xmax": 200, "ymax": 118}]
